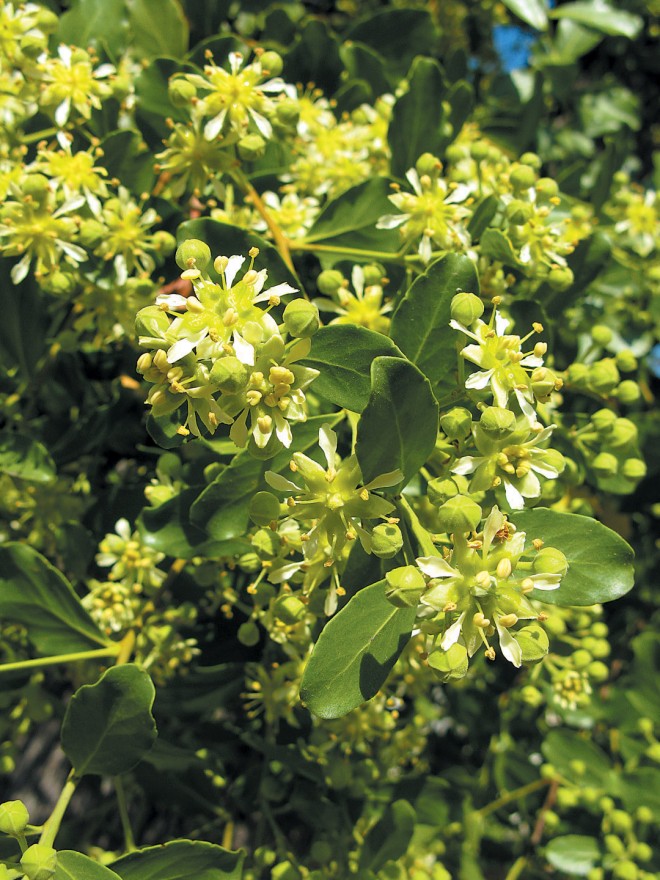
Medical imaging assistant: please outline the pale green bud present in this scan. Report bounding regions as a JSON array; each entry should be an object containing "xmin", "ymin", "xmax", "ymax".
[
  {"xmin": 520, "ymin": 151, "xmax": 542, "ymax": 169},
  {"xmin": 588, "ymin": 359, "xmax": 620, "ymax": 394},
  {"xmin": 175, "ymin": 239, "xmax": 212, "ymax": 272},
  {"xmin": 237, "ymin": 621, "xmax": 260, "ymax": 646},
  {"xmin": 22, "ymin": 174, "xmax": 50, "ymax": 201},
  {"xmin": 547, "ymin": 266, "xmax": 574, "ymax": 291},
  {"xmin": 362, "ymin": 264, "xmax": 384, "ymax": 286},
  {"xmin": 275, "ymin": 98, "xmax": 300, "ymax": 126},
  {"xmin": 535, "ymin": 177, "xmax": 559, "ymax": 200},
  {"xmin": 608, "ymin": 417, "xmax": 637, "ymax": 448},
  {"xmin": 586, "ymin": 869, "xmax": 604, "ymax": 880},
  {"xmin": 515, "ymin": 625, "xmax": 549, "ymax": 663},
  {"xmin": 533, "ymin": 547, "xmax": 568, "ymax": 577},
  {"xmin": 427, "ymin": 643, "xmax": 468, "ymax": 681},
  {"xmin": 210, "ymin": 356, "xmax": 249, "ymax": 393},
  {"xmin": 440, "ymin": 407, "xmax": 473, "ymax": 441},
  {"xmin": 621, "ymin": 458, "xmax": 646, "ymax": 480},
  {"xmin": 616, "ymin": 380, "xmax": 640, "ymax": 404},
  {"xmin": 506, "ymin": 199, "xmax": 533, "ymax": 224},
  {"xmin": 615, "ymin": 349, "xmax": 637, "ymax": 372},
  {"xmin": 20, "ymin": 844, "xmax": 57, "ymax": 880},
  {"xmin": 479, "ymin": 406, "xmax": 516, "ymax": 438},
  {"xmin": 588, "ymin": 661, "xmax": 609, "ymax": 682},
  {"xmin": 370, "ymin": 523, "xmax": 403, "ymax": 559},
  {"xmin": 0, "ymin": 800, "xmax": 29, "ymax": 835},
  {"xmin": 509, "ymin": 164, "xmax": 536, "ymax": 191},
  {"xmin": 567, "ymin": 362, "xmax": 589, "ymax": 385},
  {"xmin": 571, "ymin": 649, "xmax": 592, "ymax": 670},
  {"xmin": 238, "ymin": 134, "xmax": 267, "ymax": 161},
  {"xmin": 435, "ymin": 495, "xmax": 482, "ymax": 534},
  {"xmin": 531, "ymin": 366, "xmax": 560, "ymax": 399},
  {"xmin": 34, "ymin": 7, "xmax": 59, "ymax": 32},
  {"xmin": 635, "ymin": 806, "xmax": 653, "ymax": 824},
  {"xmin": 385, "ymin": 566, "xmax": 426, "ymax": 608},
  {"xmin": 450, "ymin": 292, "xmax": 484, "ymax": 325},
  {"xmin": 591, "ymin": 324, "xmax": 613, "ymax": 346},
  {"xmin": 592, "ymin": 408, "xmax": 617, "ymax": 433},
  {"xmin": 633, "ymin": 842, "xmax": 653, "ymax": 863},
  {"xmin": 79, "ymin": 219, "xmax": 107, "ymax": 248},
  {"xmin": 272, "ymin": 595, "xmax": 306, "ymax": 625},
  {"xmin": 469, "ymin": 142, "xmax": 490, "ymax": 161},
  {"xmin": 41, "ymin": 271, "xmax": 77, "ymax": 296},
  {"xmin": 520, "ymin": 685, "xmax": 544, "ymax": 707},
  {"xmin": 283, "ymin": 299, "xmax": 320, "ymax": 338},
  {"xmin": 152, "ymin": 231, "xmax": 177, "ymax": 254},
  {"xmin": 612, "ymin": 861, "xmax": 638, "ymax": 880},
  {"xmin": 252, "ymin": 528, "xmax": 281, "ymax": 558},
  {"xmin": 248, "ymin": 491, "xmax": 281, "ymax": 527},
  {"xmin": 168, "ymin": 77, "xmax": 197, "ymax": 107},
  {"xmin": 427, "ymin": 475, "xmax": 468, "ymax": 506},
  {"xmin": 135, "ymin": 306, "xmax": 171, "ymax": 342},
  {"xmin": 416, "ymin": 153, "xmax": 441, "ymax": 177},
  {"xmin": 260, "ymin": 51, "xmax": 283, "ymax": 76},
  {"xmin": 592, "ymin": 451, "xmax": 618, "ymax": 477},
  {"xmin": 238, "ymin": 552, "xmax": 261, "ymax": 573},
  {"xmin": 316, "ymin": 269, "xmax": 344, "ymax": 295}
]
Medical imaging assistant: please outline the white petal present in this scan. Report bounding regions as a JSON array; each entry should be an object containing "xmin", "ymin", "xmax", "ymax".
[
  {"xmin": 224, "ymin": 254, "xmax": 245, "ymax": 288},
  {"xmin": 249, "ymin": 108, "xmax": 273, "ymax": 139},
  {"xmin": 58, "ymin": 44, "xmax": 72, "ymax": 65},
  {"xmin": 496, "ymin": 622, "xmax": 522, "ymax": 667},
  {"xmin": 520, "ymin": 354, "xmax": 544, "ymax": 368},
  {"xmin": 452, "ymin": 456, "xmax": 481, "ymax": 476},
  {"xmin": 419, "ymin": 234, "xmax": 433, "ymax": 264},
  {"xmin": 376, "ymin": 213, "xmax": 409, "ymax": 229},
  {"xmin": 259, "ymin": 78, "xmax": 287, "ymax": 93},
  {"xmin": 58, "ymin": 240, "xmax": 87, "ymax": 262},
  {"xmin": 441, "ymin": 612, "xmax": 466, "ymax": 650},
  {"xmin": 55, "ymin": 98, "xmax": 71, "ymax": 127},
  {"xmin": 405, "ymin": 167, "xmax": 422, "ymax": 194},
  {"xmin": 465, "ymin": 369, "xmax": 494, "ymax": 390},
  {"xmin": 351, "ymin": 264, "xmax": 365, "ymax": 296},
  {"xmin": 445, "ymin": 183, "xmax": 471, "ymax": 203},
  {"xmin": 204, "ymin": 110, "xmax": 226, "ymax": 141},
  {"xmin": 417, "ymin": 557, "xmax": 460, "ymax": 579},
  {"xmin": 167, "ymin": 337, "xmax": 197, "ymax": 363},
  {"xmin": 318, "ymin": 424, "xmax": 337, "ymax": 470},
  {"xmin": 11, "ymin": 253, "xmax": 31, "ymax": 284},
  {"xmin": 268, "ymin": 561, "xmax": 303, "ymax": 583},
  {"xmin": 503, "ymin": 478, "xmax": 525, "ymax": 510},
  {"xmin": 155, "ymin": 293, "xmax": 188, "ymax": 310},
  {"xmin": 264, "ymin": 471, "xmax": 301, "ymax": 492},
  {"xmin": 528, "ymin": 573, "xmax": 562, "ymax": 591},
  {"xmin": 274, "ymin": 411, "xmax": 292, "ymax": 448},
  {"xmin": 233, "ymin": 330, "xmax": 255, "ymax": 365},
  {"xmin": 494, "ymin": 311, "xmax": 510, "ymax": 334},
  {"xmin": 530, "ymin": 460, "xmax": 560, "ymax": 479},
  {"xmin": 514, "ymin": 387, "xmax": 537, "ymax": 423}
]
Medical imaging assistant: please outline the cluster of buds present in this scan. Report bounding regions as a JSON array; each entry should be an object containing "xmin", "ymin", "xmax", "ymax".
[
  {"xmin": 385, "ymin": 506, "xmax": 567, "ymax": 676},
  {"xmin": 574, "ymin": 408, "xmax": 646, "ymax": 491},
  {"xmin": 136, "ymin": 239, "xmax": 320, "ymax": 452},
  {"xmin": 313, "ymin": 264, "xmax": 392, "ymax": 334}
]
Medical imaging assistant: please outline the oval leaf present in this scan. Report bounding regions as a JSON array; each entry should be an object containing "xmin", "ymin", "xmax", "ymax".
[
  {"xmin": 0, "ymin": 544, "xmax": 108, "ymax": 656},
  {"xmin": 56, "ymin": 851, "xmax": 123, "ymax": 880},
  {"xmin": 0, "ymin": 432, "xmax": 56, "ymax": 483},
  {"xmin": 356, "ymin": 356, "xmax": 438, "ymax": 489},
  {"xmin": 300, "ymin": 324, "xmax": 405, "ymax": 412},
  {"xmin": 61, "ymin": 664, "xmax": 157, "ymax": 777},
  {"xmin": 545, "ymin": 835, "xmax": 601, "ymax": 876},
  {"xmin": 300, "ymin": 581, "xmax": 416, "ymax": 719},
  {"xmin": 111, "ymin": 839, "xmax": 244, "ymax": 880},
  {"xmin": 549, "ymin": 2, "xmax": 642, "ymax": 38},
  {"xmin": 501, "ymin": 0, "xmax": 549, "ymax": 31},
  {"xmin": 389, "ymin": 57, "xmax": 446, "ymax": 178},
  {"xmin": 512, "ymin": 509, "xmax": 634, "ymax": 606}
]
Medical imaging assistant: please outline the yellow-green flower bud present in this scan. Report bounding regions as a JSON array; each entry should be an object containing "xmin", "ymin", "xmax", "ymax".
[
  {"xmin": 249, "ymin": 491, "xmax": 281, "ymax": 527},
  {"xmin": 520, "ymin": 684, "xmax": 544, "ymax": 707},
  {"xmin": 210, "ymin": 356, "xmax": 249, "ymax": 393},
  {"xmin": 615, "ymin": 349, "xmax": 637, "ymax": 373},
  {"xmin": 435, "ymin": 495, "xmax": 482, "ymax": 534},
  {"xmin": 20, "ymin": 844, "xmax": 57, "ymax": 880},
  {"xmin": 451, "ymin": 292, "xmax": 484, "ymax": 325},
  {"xmin": 591, "ymin": 408, "xmax": 617, "ymax": 433},
  {"xmin": 238, "ymin": 134, "xmax": 267, "ymax": 162},
  {"xmin": 514, "ymin": 625, "xmax": 549, "ymax": 663},
  {"xmin": 252, "ymin": 528, "xmax": 281, "ymax": 558},
  {"xmin": 440, "ymin": 407, "xmax": 473, "ymax": 441},
  {"xmin": 616, "ymin": 380, "xmax": 640, "ymax": 404},
  {"xmin": 362, "ymin": 264, "xmax": 384, "ymax": 286},
  {"xmin": 79, "ymin": 219, "xmax": 107, "ymax": 248},
  {"xmin": 588, "ymin": 359, "xmax": 620, "ymax": 394},
  {"xmin": 520, "ymin": 151, "xmax": 542, "ymax": 169},
  {"xmin": 608, "ymin": 418, "xmax": 637, "ymax": 448},
  {"xmin": 611, "ymin": 861, "xmax": 638, "ymax": 880},
  {"xmin": 427, "ymin": 475, "xmax": 468, "ymax": 506},
  {"xmin": 237, "ymin": 621, "xmax": 260, "ymax": 647},
  {"xmin": 556, "ymin": 788, "xmax": 579, "ymax": 809},
  {"xmin": 479, "ymin": 406, "xmax": 516, "ymax": 438},
  {"xmin": 592, "ymin": 451, "xmax": 618, "ymax": 477},
  {"xmin": 283, "ymin": 299, "xmax": 320, "ymax": 338},
  {"xmin": 633, "ymin": 842, "xmax": 652, "ymax": 863},
  {"xmin": 238, "ymin": 552, "xmax": 261, "ymax": 573},
  {"xmin": 41, "ymin": 271, "xmax": 77, "ymax": 296},
  {"xmin": 260, "ymin": 51, "xmax": 283, "ymax": 76},
  {"xmin": 621, "ymin": 458, "xmax": 646, "ymax": 480},
  {"xmin": 591, "ymin": 324, "xmax": 613, "ymax": 346},
  {"xmin": 272, "ymin": 595, "xmax": 306, "ymax": 625},
  {"xmin": 586, "ymin": 869, "xmax": 604, "ymax": 880},
  {"xmin": 168, "ymin": 77, "xmax": 197, "ymax": 107},
  {"xmin": 34, "ymin": 6, "xmax": 59, "ymax": 32},
  {"xmin": 153, "ymin": 231, "xmax": 177, "ymax": 254},
  {"xmin": 535, "ymin": 177, "xmax": 559, "ymax": 200},
  {"xmin": 370, "ymin": 523, "xmax": 403, "ymax": 559},
  {"xmin": 317, "ymin": 269, "xmax": 344, "ymax": 295},
  {"xmin": 275, "ymin": 98, "xmax": 300, "ymax": 127},
  {"xmin": 547, "ymin": 266, "xmax": 574, "ymax": 291},
  {"xmin": 175, "ymin": 239, "xmax": 212, "ymax": 272},
  {"xmin": 416, "ymin": 153, "xmax": 441, "ymax": 177},
  {"xmin": 571, "ymin": 649, "xmax": 592, "ymax": 670},
  {"xmin": 635, "ymin": 806, "xmax": 653, "ymax": 824},
  {"xmin": 22, "ymin": 174, "xmax": 50, "ymax": 201},
  {"xmin": 567, "ymin": 363, "xmax": 589, "ymax": 385},
  {"xmin": 0, "ymin": 800, "xmax": 29, "ymax": 835},
  {"xmin": 531, "ymin": 366, "xmax": 560, "ymax": 400},
  {"xmin": 427, "ymin": 643, "xmax": 468, "ymax": 681},
  {"xmin": 509, "ymin": 164, "xmax": 536, "ymax": 191},
  {"xmin": 385, "ymin": 566, "xmax": 426, "ymax": 608},
  {"xmin": 506, "ymin": 199, "xmax": 533, "ymax": 224},
  {"xmin": 588, "ymin": 661, "xmax": 609, "ymax": 682},
  {"xmin": 533, "ymin": 547, "xmax": 568, "ymax": 577}
]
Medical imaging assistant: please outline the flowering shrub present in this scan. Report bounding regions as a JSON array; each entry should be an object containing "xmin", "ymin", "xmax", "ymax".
[{"xmin": 0, "ymin": 2, "xmax": 658, "ymax": 880}]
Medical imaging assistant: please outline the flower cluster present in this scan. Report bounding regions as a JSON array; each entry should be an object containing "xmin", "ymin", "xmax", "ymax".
[
  {"xmin": 313, "ymin": 264, "xmax": 392, "ymax": 334},
  {"xmin": 136, "ymin": 240, "xmax": 320, "ymax": 449}
]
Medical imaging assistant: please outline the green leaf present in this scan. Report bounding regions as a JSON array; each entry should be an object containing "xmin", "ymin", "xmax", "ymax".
[
  {"xmin": 549, "ymin": 2, "xmax": 643, "ymax": 38},
  {"xmin": 57, "ymin": 0, "xmax": 129, "ymax": 57},
  {"xmin": 0, "ymin": 544, "xmax": 108, "ymax": 656},
  {"xmin": 126, "ymin": 0, "xmax": 189, "ymax": 60},
  {"xmin": 389, "ymin": 57, "xmax": 446, "ymax": 179},
  {"xmin": 359, "ymin": 800, "xmax": 416, "ymax": 872},
  {"xmin": 614, "ymin": 768, "xmax": 660, "ymax": 813},
  {"xmin": 542, "ymin": 730, "xmax": 612, "ymax": 787},
  {"xmin": 283, "ymin": 20, "xmax": 343, "ymax": 96},
  {"xmin": 544, "ymin": 836, "xmax": 601, "ymax": 876},
  {"xmin": 500, "ymin": 0, "xmax": 549, "ymax": 31},
  {"xmin": 341, "ymin": 42, "xmax": 391, "ymax": 96},
  {"xmin": 178, "ymin": 219, "xmax": 301, "ymax": 294},
  {"xmin": 300, "ymin": 325, "xmax": 405, "ymax": 412},
  {"xmin": 467, "ymin": 195, "xmax": 500, "ymax": 241},
  {"xmin": 304, "ymin": 178, "xmax": 401, "ymax": 253},
  {"xmin": 390, "ymin": 253, "xmax": 479, "ymax": 397},
  {"xmin": 512, "ymin": 509, "xmax": 634, "ymax": 606},
  {"xmin": 356, "ymin": 357, "xmax": 438, "ymax": 488},
  {"xmin": 191, "ymin": 415, "xmax": 339, "ymax": 540},
  {"xmin": 134, "ymin": 57, "xmax": 198, "ymax": 149},
  {"xmin": 61, "ymin": 664, "xmax": 157, "ymax": 777},
  {"xmin": 111, "ymin": 839, "xmax": 244, "ymax": 880},
  {"xmin": 55, "ymin": 852, "xmax": 123, "ymax": 880},
  {"xmin": 0, "ymin": 262, "xmax": 49, "ymax": 377},
  {"xmin": 0, "ymin": 433, "xmax": 56, "ymax": 483},
  {"xmin": 300, "ymin": 581, "xmax": 416, "ymax": 719},
  {"xmin": 479, "ymin": 229, "xmax": 523, "ymax": 268},
  {"xmin": 346, "ymin": 9, "xmax": 439, "ymax": 79},
  {"xmin": 100, "ymin": 131, "xmax": 156, "ymax": 194}
]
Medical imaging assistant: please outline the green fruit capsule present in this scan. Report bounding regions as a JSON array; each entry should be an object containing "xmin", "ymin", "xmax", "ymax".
[
  {"xmin": 385, "ymin": 566, "xmax": 427, "ymax": 608},
  {"xmin": 20, "ymin": 844, "xmax": 57, "ymax": 880},
  {"xmin": 0, "ymin": 799, "xmax": 29, "ymax": 835},
  {"xmin": 479, "ymin": 406, "xmax": 516, "ymax": 438},
  {"xmin": 210, "ymin": 356, "xmax": 249, "ymax": 394},
  {"xmin": 316, "ymin": 269, "xmax": 344, "ymax": 295},
  {"xmin": 283, "ymin": 299, "xmax": 320, "ymax": 338},
  {"xmin": 370, "ymin": 523, "xmax": 403, "ymax": 559},
  {"xmin": 427, "ymin": 643, "xmax": 468, "ymax": 681},
  {"xmin": 238, "ymin": 134, "xmax": 267, "ymax": 162},
  {"xmin": 533, "ymin": 547, "xmax": 568, "ymax": 577},
  {"xmin": 272, "ymin": 595, "xmax": 306, "ymax": 625},
  {"xmin": 168, "ymin": 77, "xmax": 197, "ymax": 107},
  {"xmin": 259, "ymin": 51, "xmax": 283, "ymax": 77},
  {"xmin": 248, "ymin": 491, "xmax": 281, "ymax": 527},
  {"xmin": 450, "ymin": 292, "xmax": 484, "ymax": 326},
  {"xmin": 440, "ymin": 407, "xmax": 473, "ymax": 441},
  {"xmin": 436, "ymin": 495, "xmax": 482, "ymax": 534},
  {"xmin": 175, "ymin": 239, "xmax": 212, "ymax": 272}
]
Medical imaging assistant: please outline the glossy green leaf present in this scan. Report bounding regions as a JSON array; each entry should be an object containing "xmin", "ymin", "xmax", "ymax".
[
  {"xmin": 283, "ymin": 20, "xmax": 343, "ymax": 96},
  {"xmin": 61, "ymin": 664, "xmax": 157, "ymax": 777},
  {"xmin": 300, "ymin": 325, "xmax": 404, "ymax": 412},
  {"xmin": 513, "ymin": 509, "xmax": 634, "ymax": 606},
  {"xmin": 0, "ymin": 262, "xmax": 49, "ymax": 377},
  {"xmin": 111, "ymin": 839, "xmax": 244, "ymax": 880},
  {"xmin": 500, "ymin": 0, "xmax": 549, "ymax": 31},
  {"xmin": 542, "ymin": 730, "xmax": 612, "ymax": 787},
  {"xmin": 356, "ymin": 356, "xmax": 438, "ymax": 488},
  {"xmin": 389, "ymin": 57, "xmax": 446, "ymax": 179},
  {"xmin": 358, "ymin": 800, "xmax": 416, "ymax": 872},
  {"xmin": 57, "ymin": 0, "xmax": 129, "ymax": 56},
  {"xmin": 467, "ymin": 195, "xmax": 500, "ymax": 241},
  {"xmin": 0, "ymin": 433, "xmax": 56, "ymax": 483},
  {"xmin": 479, "ymin": 229, "xmax": 523, "ymax": 268},
  {"xmin": 127, "ymin": 0, "xmax": 189, "ymax": 60},
  {"xmin": 304, "ymin": 178, "xmax": 401, "ymax": 253},
  {"xmin": 346, "ymin": 9, "xmax": 439, "ymax": 79},
  {"xmin": 300, "ymin": 581, "xmax": 416, "ymax": 718},
  {"xmin": 390, "ymin": 253, "xmax": 479, "ymax": 397},
  {"xmin": 134, "ymin": 57, "xmax": 198, "ymax": 148},
  {"xmin": 615, "ymin": 768, "xmax": 660, "ymax": 813},
  {"xmin": 0, "ymin": 544, "xmax": 108, "ymax": 656},
  {"xmin": 178, "ymin": 219, "xmax": 301, "ymax": 294},
  {"xmin": 544, "ymin": 836, "xmax": 601, "ymax": 875},
  {"xmin": 341, "ymin": 42, "xmax": 391, "ymax": 96},
  {"xmin": 445, "ymin": 80, "xmax": 475, "ymax": 150},
  {"xmin": 55, "ymin": 852, "xmax": 123, "ymax": 880},
  {"xmin": 100, "ymin": 131, "xmax": 155, "ymax": 194},
  {"xmin": 549, "ymin": 2, "xmax": 643, "ymax": 38}
]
